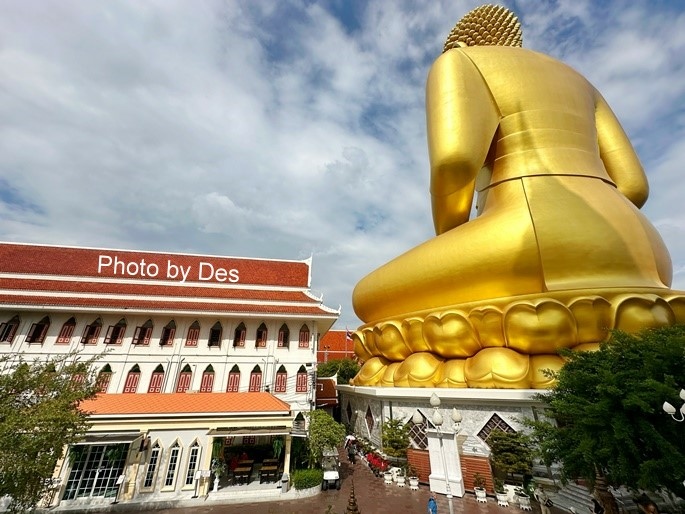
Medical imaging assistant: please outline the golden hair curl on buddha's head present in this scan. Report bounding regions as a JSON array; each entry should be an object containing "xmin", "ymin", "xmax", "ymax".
[{"xmin": 350, "ymin": 4, "xmax": 684, "ymax": 389}]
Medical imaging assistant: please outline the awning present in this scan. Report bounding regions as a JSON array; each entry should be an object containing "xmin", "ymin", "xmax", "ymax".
[
  {"xmin": 77, "ymin": 432, "xmax": 142, "ymax": 446},
  {"xmin": 207, "ymin": 426, "xmax": 290, "ymax": 437}
]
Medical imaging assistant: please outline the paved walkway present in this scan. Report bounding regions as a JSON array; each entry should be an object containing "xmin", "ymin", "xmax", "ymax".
[{"xmin": 149, "ymin": 455, "xmax": 567, "ymax": 514}]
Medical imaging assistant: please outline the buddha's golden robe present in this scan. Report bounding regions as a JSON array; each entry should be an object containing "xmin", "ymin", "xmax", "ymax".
[{"xmin": 350, "ymin": 46, "xmax": 682, "ymax": 389}]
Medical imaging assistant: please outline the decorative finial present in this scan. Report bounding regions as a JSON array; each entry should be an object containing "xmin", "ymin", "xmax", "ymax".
[
  {"xmin": 443, "ymin": 4, "xmax": 522, "ymax": 52},
  {"xmin": 345, "ymin": 480, "xmax": 361, "ymax": 513}
]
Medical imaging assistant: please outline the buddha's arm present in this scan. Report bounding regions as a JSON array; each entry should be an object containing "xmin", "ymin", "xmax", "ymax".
[
  {"xmin": 426, "ymin": 49, "xmax": 500, "ymax": 235},
  {"xmin": 594, "ymin": 89, "xmax": 649, "ymax": 208}
]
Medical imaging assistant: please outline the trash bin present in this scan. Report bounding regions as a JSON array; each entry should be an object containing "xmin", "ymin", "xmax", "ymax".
[{"xmin": 281, "ymin": 472, "xmax": 289, "ymax": 493}]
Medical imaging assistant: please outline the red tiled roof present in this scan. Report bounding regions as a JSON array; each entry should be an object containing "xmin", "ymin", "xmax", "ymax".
[
  {"xmin": 0, "ymin": 278, "xmax": 315, "ymax": 302},
  {"xmin": 0, "ymin": 243, "xmax": 310, "ymax": 287},
  {"xmin": 320, "ymin": 330, "xmax": 352, "ymax": 352},
  {"xmin": 0, "ymin": 294, "xmax": 335, "ymax": 316},
  {"xmin": 81, "ymin": 392, "xmax": 291, "ymax": 416},
  {"xmin": 0, "ymin": 243, "xmax": 339, "ymax": 318},
  {"xmin": 317, "ymin": 330, "xmax": 356, "ymax": 362}
]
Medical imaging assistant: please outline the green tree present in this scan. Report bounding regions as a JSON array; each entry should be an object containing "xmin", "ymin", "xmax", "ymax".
[
  {"xmin": 528, "ymin": 326, "xmax": 685, "ymax": 514},
  {"xmin": 306, "ymin": 409, "xmax": 346, "ymax": 468},
  {"xmin": 381, "ymin": 418, "xmax": 409, "ymax": 458},
  {"xmin": 316, "ymin": 358, "xmax": 360, "ymax": 385},
  {"xmin": 0, "ymin": 354, "xmax": 99, "ymax": 513},
  {"xmin": 488, "ymin": 429, "xmax": 535, "ymax": 481}
]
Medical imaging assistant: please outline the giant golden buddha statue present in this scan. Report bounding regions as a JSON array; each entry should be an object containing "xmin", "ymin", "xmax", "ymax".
[{"xmin": 351, "ymin": 4, "xmax": 685, "ymax": 389}]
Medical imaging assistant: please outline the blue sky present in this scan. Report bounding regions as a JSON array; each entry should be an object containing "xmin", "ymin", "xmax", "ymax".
[{"xmin": 1, "ymin": 1, "xmax": 685, "ymax": 330}]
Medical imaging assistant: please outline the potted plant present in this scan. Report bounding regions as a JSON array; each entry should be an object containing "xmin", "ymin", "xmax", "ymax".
[
  {"xmin": 494, "ymin": 478, "xmax": 509, "ymax": 506},
  {"xmin": 473, "ymin": 473, "xmax": 488, "ymax": 502},
  {"xmin": 515, "ymin": 486, "xmax": 532, "ymax": 509},
  {"xmin": 211, "ymin": 458, "xmax": 226, "ymax": 492},
  {"xmin": 407, "ymin": 463, "xmax": 419, "ymax": 490}
]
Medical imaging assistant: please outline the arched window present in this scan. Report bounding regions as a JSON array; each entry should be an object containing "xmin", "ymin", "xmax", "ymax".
[
  {"xmin": 0, "ymin": 315, "xmax": 20, "ymax": 343},
  {"xmin": 255, "ymin": 323, "xmax": 267, "ymax": 348},
  {"xmin": 176, "ymin": 364, "xmax": 192, "ymax": 392},
  {"xmin": 123, "ymin": 364, "xmax": 141, "ymax": 393},
  {"xmin": 164, "ymin": 441, "xmax": 182, "ymax": 487},
  {"xmin": 143, "ymin": 442, "xmax": 162, "ymax": 489},
  {"xmin": 148, "ymin": 364, "xmax": 165, "ymax": 393},
  {"xmin": 298, "ymin": 324, "xmax": 310, "ymax": 348},
  {"xmin": 185, "ymin": 320, "xmax": 200, "ymax": 347},
  {"xmin": 208, "ymin": 321, "xmax": 222, "ymax": 348},
  {"xmin": 132, "ymin": 319, "xmax": 153, "ymax": 346},
  {"xmin": 184, "ymin": 441, "xmax": 201, "ymax": 486},
  {"xmin": 296, "ymin": 365, "xmax": 308, "ymax": 393},
  {"xmin": 97, "ymin": 364, "xmax": 113, "ymax": 393},
  {"xmin": 160, "ymin": 320, "xmax": 176, "ymax": 346},
  {"xmin": 233, "ymin": 322, "xmax": 246, "ymax": 347},
  {"xmin": 26, "ymin": 316, "xmax": 50, "ymax": 344},
  {"xmin": 104, "ymin": 318, "xmax": 126, "ymax": 345},
  {"xmin": 200, "ymin": 365, "xmax": 214, "ymax": 392},
  {"xmin": 249, "ymin": 365, "xmax": 262, "ymax": 392},
  {"xmin": 226, "ymin": 364, "xmax": 240, "ymax": 392},
  {"xmin": 80, "ymin": 317, "xmax": 102, "ymax": 345},
  {"xmin": 277, "ymin": 324, "xmax": 290, "ymax": 349},
  {"xmin": 274, "ymin": 365, "xmax": 287, "ymax": 393},
  {"xmin": 57, "ymin": 317, "xmax": 76, "ymax": 344}
]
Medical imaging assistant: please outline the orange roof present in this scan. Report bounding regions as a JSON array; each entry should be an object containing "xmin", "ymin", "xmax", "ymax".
[{"xmin": 81, "ymin": 392, "xmax": 291, "ymax": 416}]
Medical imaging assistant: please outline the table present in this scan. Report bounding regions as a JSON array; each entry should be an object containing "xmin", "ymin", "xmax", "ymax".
[
  {"xmin": 260, "ymin": 465, "xmax": 279, "ymax": 483},
  {"xmin": 234, "ymin": 466, "xmax": 252, "ymax": 485}
]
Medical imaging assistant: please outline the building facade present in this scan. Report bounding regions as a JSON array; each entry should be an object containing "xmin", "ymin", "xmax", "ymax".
[{"xmin": 0, "ymin": 242, "xmax": 339, "ymax": 508}]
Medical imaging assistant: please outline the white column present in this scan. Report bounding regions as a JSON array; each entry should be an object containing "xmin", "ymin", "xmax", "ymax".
[{"xmin": 427, "ymin": 428, "xmax": 464, "ymax": 497}]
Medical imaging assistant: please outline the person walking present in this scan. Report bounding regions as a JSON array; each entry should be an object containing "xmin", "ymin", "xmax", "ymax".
[{"xmin": 427, "ymin": 494, "xmax": 438, "ymax": 514}]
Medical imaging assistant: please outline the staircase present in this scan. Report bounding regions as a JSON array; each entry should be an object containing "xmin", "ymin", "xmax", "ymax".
[
  {"xmin": 547, "ymin": 482, "xmax": 593, "ymax": 513},
  {"xmin": 547, "ymin": 483, "xmax": 663, "ymax": 514}
]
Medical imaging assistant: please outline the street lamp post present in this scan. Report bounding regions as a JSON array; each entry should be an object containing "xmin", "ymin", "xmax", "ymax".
[
  {"xmin": 662, "ymin": 389, "xmax": 685, "ymax": 422},
  {"xmin": 415, "ymin": 393, "xmax": 461, "ymax": 514}
]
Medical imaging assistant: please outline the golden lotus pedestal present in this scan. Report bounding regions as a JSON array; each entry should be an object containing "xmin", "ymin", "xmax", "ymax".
[{"xmin": 351, "ymin": 288, "xmax": 685, "ymax": 389}]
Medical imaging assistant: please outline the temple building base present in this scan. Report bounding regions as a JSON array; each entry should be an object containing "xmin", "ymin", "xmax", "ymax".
[{"xmin": 337, "ymin": 385, "xmax": 546, "ymax": 496}]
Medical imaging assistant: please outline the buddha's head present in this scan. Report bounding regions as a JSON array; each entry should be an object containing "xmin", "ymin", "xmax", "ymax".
[{"xmin": 443, "ymin": 4, "xmax": 523, "ymax": 52}]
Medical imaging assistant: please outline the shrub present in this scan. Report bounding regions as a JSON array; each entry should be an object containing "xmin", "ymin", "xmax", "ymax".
[
  {"xmin": 473, "ymin": 473, "xmax": 486, "ymax": 490},
  {"xmin": 291, "ymin": 468, "xmax": 323, "ymax": 490}
]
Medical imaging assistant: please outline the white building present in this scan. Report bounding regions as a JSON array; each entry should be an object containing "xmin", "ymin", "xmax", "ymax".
[{"xmin": 0, "ymin": 242, "xmax": 339, "ymax": 509}]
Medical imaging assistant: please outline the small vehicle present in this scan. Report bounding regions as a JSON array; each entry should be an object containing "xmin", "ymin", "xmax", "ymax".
[{"xmin": 321, "ymin": 448, "xmax": 341, "ymax": 490}]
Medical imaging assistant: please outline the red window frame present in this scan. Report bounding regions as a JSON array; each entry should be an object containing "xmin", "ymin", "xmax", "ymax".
[
  {"xmin": 298, "ymin": 328, "xmax": 310, "ymax": 348},
  {"xmin": 296, "ymin": 372, "xmax": 308, "ymax": 393},
  {"xmin": 148, "ymin": 371, "xmax": 164, "ymax": 393},
  {"xmin": 97, "ymin": 371, "xmax": 112, "ymax": 393},
  {"xmin": 200, "ymin": 371, "xmax": 214, "ymax": 392},
  {"xmin": 132, "ymin": 326, "xmax": 152, "ymax": 346},
  {"xmin": 249, "ymin": 372, "xmax": 262, "ymax": 392},
  {"xmin": 226, "ymin": 372, "xmax": 240, "ymax": 392},
  {"xmin": 103, "ymin": 324, "xmax": 125, "ymax": 345},
  {"xmin": 80, "ymin": 324, "xmax": 101, "ymax": 345},
  {"xmin": 277, "ymin": 328, "xmax": 289, "ymax": 348},
  {"xmin": 185, "ymin": 327, "xmax": 199, "ymax": 347},
  {"xmin": 57, "ymin": 321, "xmax": 75, "ymax": 344},
  {"xmin": 123, "ymin": 371, "xmax": 140, "ymax": 393},
  {"xmin": 274, "ymin": 372, "xmax": 287, "ymax": 393},
  {"xmin": 26, "ymin": 321, "xmax": 49, "ymax": 344},
  {"xmin": 176, "ymin": 371, "xmax": 192, "ymax": 392}
]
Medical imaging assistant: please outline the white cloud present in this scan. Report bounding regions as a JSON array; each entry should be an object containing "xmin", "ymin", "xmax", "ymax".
[{"xmin": 1, "ymin": 0, "xmax": 684, "ymax": 330}]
